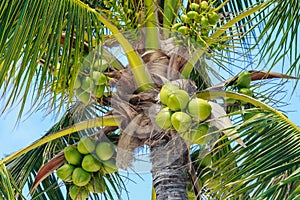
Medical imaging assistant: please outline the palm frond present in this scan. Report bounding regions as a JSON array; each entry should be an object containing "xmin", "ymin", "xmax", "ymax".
[
  {"xmin": 0, "ymin": 0, "xmax": 154, "ymax": 119},
  {"xmin": 3, "ymin": 104, "xmax": 123, "ymax": 199},
  {"xmin": 0, "ymin": 0, "xmax": 104, "ymax": 118},
  {"xmin": 216, "ymin": 0, "xmax": 300, "ymax": 81},
  {"xmin": 191, "ymin": 90, "xmax": 300, "ymax": 199}
]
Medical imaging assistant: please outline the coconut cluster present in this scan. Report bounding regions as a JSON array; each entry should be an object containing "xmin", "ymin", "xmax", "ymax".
[
  {"xmin": 172, "ymin": 1, "xmax": 221, "ymax": 49},
  {"xmin": 156, "ymin": 83, "xmax": 213, "ymax": 145},
  {"xmin": 74, "ymin": 62, "xmax": 109, "ymax": 105},
  {"xmin": 56, "ymin": 136, "xmax": 117, "ymax": 199},
  {"xmin": 225, "ymin": 71, "xmax": 256, "ymax": 120},
  {"xmin": 225, "ymin": 71, "xmax": 253, "ymax": 106}
]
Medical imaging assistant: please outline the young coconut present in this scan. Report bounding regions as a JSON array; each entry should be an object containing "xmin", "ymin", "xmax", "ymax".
[
  {"xmin": 167, "ymin": 89, "xmax": 190, "ymax": 111},
  {"xmin": 177, "ymin": 26, "xmax": 189, "ymax": 35},
  {"xmin": 81, "ymin": 77, "xmax": 94, "ymax": 92},
  {"xmin": 74, "ymin": 78, "xmax": 81, "ymax": 89},
  {"xmin": 69, "ymin": 185, "xmax": 89, "ymax": 200},
  {"xmin": 207, "ymin": 11, "xmax": 219, "ymax": 25},
  {"xmin": 180, "ymin": 14, "xmax": 190, "ymax": 24},
  {"xmin": 172, "ymin": 23, "xmax": 182, "ymax": 31},
  {"xmin": 181, "ymin": 123, "xmax": 210, "ymax": 145},
  {"xmin": 187, "ymin": 11, "xmax": 199, "ymax": 20},
  {"xmin": 238, "ymin": 88, "xmax": 253, "ymax": 104},
  {"xmin": 102, "ymin": 159, "xmax": 118, "ymax": 174},
  {"xmin": 187, "ymin": 98, "xmax": 212, "ymax": 121},
  {"xmin": 76, "ymin": 89, "xmax": 90, "ymax": 105},
  {"xmin": 64, "ymin": 146, "xmax": 83, "ymax": 166},
  {"xmin": 92, "ymin": 71, "xmax": 107, "ymax": 85},
  {"xmin": 155, "ymin": 107, "xmax": 172, "ymax": 130},
  {"xmin": 96, "ymin": 142, "xmax": 115, "ymax": 161},
  {"xmin": 171, "ymin": 112, "xmax": 192, "ymax": 133},
  {"xmin": 93, "ymin": 85, "xmax": 106, "ymax": 98},
  {"xmin": 72, "ymin": 168, "xmax": 91, "ymax": 187},
  {"xmin": 56, "ymin": 163, "xmax": 75, "ymax": 182},
  {"xmin": 189, "ymin": 124, "xmax": 212, "ymax": 145},
  {"xmin": 159, "ymin": 83, "xmax": 179, "ymax": 105},
  {"xmin": 236, "ymin": 71, "xmax": 251, "ymax": 88},
  {"xmin": 200, "ymin": 1, "xmax": 209, "ymax": 10},
  {"xmin": 238, "ymin": 88, "xmax": 253, "ymax": 97},
  {"xmin": 77, "ymin": 136, "xmax": 96, "ymax": 154},
  {"xmin": 190, "ymin": 3, "xmax": 200, "ymax": 11},
  {"xmin": 82, "ymin": 154, "xmax": 102, "ymax": 172}
]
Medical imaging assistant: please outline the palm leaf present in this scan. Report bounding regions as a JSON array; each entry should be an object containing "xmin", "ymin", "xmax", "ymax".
[
  {"xmin": 3, "ymin": 105, "xmax": 122, "ymax": 199},
  {"xmin": 192, "ymin": 90, "xmax": 300, "ymax": 199},
  {"xmin": 0, "ymin": 0, "xmax": 154, "ymax": 120},
  {"xmin": 216, "ymin": 0, "xmax": 300, "ymax": 80}
]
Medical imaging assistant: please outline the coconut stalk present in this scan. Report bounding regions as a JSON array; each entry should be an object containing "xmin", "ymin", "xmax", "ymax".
[{"xmin": 144, "ymin": 0, "xmax": 160, "ymax": 50}]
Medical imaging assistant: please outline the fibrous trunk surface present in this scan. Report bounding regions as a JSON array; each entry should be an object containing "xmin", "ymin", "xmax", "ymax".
[{"xmin": 150, "ymin": 131, "xmax": 189, "ymax": 200}]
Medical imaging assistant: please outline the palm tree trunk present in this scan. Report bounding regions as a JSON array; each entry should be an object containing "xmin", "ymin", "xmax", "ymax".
[{"xmin": 150, "ymin": 131, "xmax": 189, "ymax": 200}]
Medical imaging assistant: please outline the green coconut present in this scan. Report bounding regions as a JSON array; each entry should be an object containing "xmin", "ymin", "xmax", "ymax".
[
  {"xmin": 77, "ymin": 136, "xmax": 96, "ymax": 154},
  {"xmin": 82, "ymin": 154, "xmax": 101, "ymax": 172},
  {"xmin": 69, "ymin": 185, "xmax": 89, "ymax": 200},
  {"xmin": 190, "ymin": 124, "xmax": 211, "ymax": 145},
  {"xmin": 239, "ymin": 88, "xmax": 253, "ymax": 97},
  {"xmin": 200, "ymin": 16, "xmax": 209, "ymax": 26},
  {"xmin": 88, "ymin": 176, "xmax": 106, "ymax": 193},
  {"xmin": 96, "ymin": 142, "xmax": 114, "ymax": 161},
  {"xmin": 171, "ymin": 112, "xmax": 192, "ymax": 133},
  {"xmin": 93, "ymin": 59, "xmax": 108, "ymax": 71},
  {"xmin": 177, "ymin": 26, "xmax": 189, "ymax": 35},
  {"xmin": 190, "ymin": 3, "xmax": 200, "ymax": 11},
  {"xmin": 155, "ymin": 107, "xmax": 172, "ymax": 129},
  {"xmin": 72, "ymin": 168, "xmax": 91, "ymax": 187},
  {"xmin": 92, "ymin": 71, "xmax": 107, "ymax": 85},
  {"xmin": 180, "ymin": 14, "xmax": 190, "ymax": 24},
  {"xmin": 236, "ymin": 71, "xmax": 251, "ymax": 88},
  {"xmin": 56, "ymin": 163, "xmax": 75, "ymax": 182},
  {"xmin": 181, "ymin": 123, "xmax": 210, "ymax": 145},
  {"xmin": 224, "ymin": 97, "xmax": 236, "ymax": 105},
  {"xmin": 239, "ymin": 88, "xmax": 253, "ymax": 104},
  {"xmin": 64, "ymin": 146, "xmax": 83, "ymax": 166},
  {"xmin": 159, "ymin": 83, "xmax": 179, "ymax": 105},
  {"xmin": 74, "ymin": 78, "xmax": 81, "ymax": 89},
  {"xmin": 187, "ymin": 11, "xmax": 199, "ymax": 20},
  {"xmin": 76, "ymin": 89, "xmax": 90, "ymax": 105},
  {"xmin": 172, "ymin": 23, "xmax": 182, "ymax": 31},
  {"xmin": 81, "ymin": 77, "xmax": 94, "ymax": 92},
  {"xmin": 167, "ymin": 89, "xmax": 190, "ymax": 111},
  {"xmin": 93, "ymin": 85, "xmax": 105, "ymax": 98},
  {"xmin": 102, "ymin": 159, "xmax": 118, "ymax": 174},
  {"xmin": 187, "ymin": 98, "xmax": 212, "ymax": 121},
  {"xmin": 208, "ymin": 11, "xmax": 219, "ymax": 25},
  {"xmin": 200, "ymin": 1, "xmax": 209, "ymax": 10}
]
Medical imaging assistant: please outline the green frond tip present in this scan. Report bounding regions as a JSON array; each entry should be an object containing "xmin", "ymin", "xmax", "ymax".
[
  {"xmin": 196, "ymin": 90, "xmax": 300, "ymax": 133},
  {"xmin": 0, "ymin": 164, "xmax": 15, "ymax": 199},
  {"xmin": 0, "ymin": 115, "xmax": 119, "ymax": 165},
  {"xmin": 163, "ymin": 0, "xmax": 180, "ymax": 29},
  {"xmin": 210, "ymin": 1, "xmax": 270, "ymax": 42}
]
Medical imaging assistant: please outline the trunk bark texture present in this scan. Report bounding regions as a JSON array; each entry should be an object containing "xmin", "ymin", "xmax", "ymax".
[{"xmin": 150, "ymin": 131, "xmax": 189, "ymax": 200}]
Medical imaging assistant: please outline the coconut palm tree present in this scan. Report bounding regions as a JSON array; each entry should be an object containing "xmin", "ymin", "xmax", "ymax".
[{"xmin": 0, "ymin": 0, "xmax": 299, "ymax": 199}]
